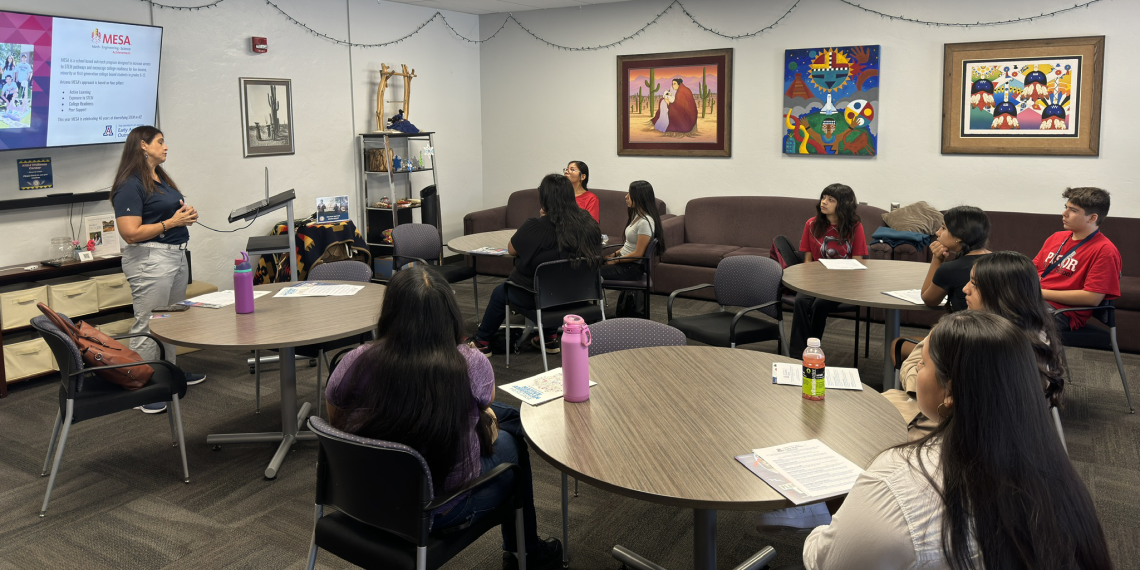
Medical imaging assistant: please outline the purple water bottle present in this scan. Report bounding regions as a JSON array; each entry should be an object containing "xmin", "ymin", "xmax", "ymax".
[
  {"xmin": 234, "ymin": 252, "xmax": 255, "ymax": 314},
  {"xmin": 561, "ymin": 315, "xmax": 592, "ymax": 402}
]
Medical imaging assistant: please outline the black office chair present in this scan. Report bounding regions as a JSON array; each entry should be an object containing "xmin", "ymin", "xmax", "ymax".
[
  {"xmin": 775, "ymin": 235, "xmax": 869, "ymax": 363},
  {"xmin": 504, "ymin": 259, "xmax": 606, "ymax": 371},
  {"xmin": 393, "ymin": 223, "xmax": 480, "ymax": 314},
  {"xmin": 600, "ymin": 238, "xmax": 658, "ymax": 319},
  {"xmin": 667, "ymin": 255, "xmax": 787, "ymax": 354},
  {"xmin": 1055, "ymin": 300, "xmax": 1133, "ymax": 413},
  {"xmin": 31, "ymin": 314, "xmax": 190, "ymax": 517},
  {"xmin": 305, "ymin": 417, "xmax": 527, "ymax": 570}
]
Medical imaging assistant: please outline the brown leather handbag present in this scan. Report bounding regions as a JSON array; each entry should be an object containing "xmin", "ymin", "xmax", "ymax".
[{"xmin": 37, "ymin": 302, "xmax": 153, "ymax": 390}]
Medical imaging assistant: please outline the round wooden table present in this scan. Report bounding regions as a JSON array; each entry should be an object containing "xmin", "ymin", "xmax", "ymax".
[
  {"xmin": 150, "ymin": 281, "xmax": 385, "ymax": 478},
  {"xmin": 521, "ymin": 346, "xmax": 907, "ymax": 570},
  {"xmin": 781, "ymin": 259, "xmax": 939, "ymax": 390},
  {"xmin": 445, "ymin": 229, "xmax": 517, "ymax": 256}
]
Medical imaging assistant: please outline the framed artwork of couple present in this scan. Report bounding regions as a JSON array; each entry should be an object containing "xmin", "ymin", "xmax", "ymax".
[{"xmin": 617, "ymin": 48, "xmax": 732, "ymax": 157}]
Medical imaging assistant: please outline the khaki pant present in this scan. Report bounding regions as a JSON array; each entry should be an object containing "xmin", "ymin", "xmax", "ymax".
[{"xmin": 122, "ymin": 244, "xmax": 188, "ymax": 364}]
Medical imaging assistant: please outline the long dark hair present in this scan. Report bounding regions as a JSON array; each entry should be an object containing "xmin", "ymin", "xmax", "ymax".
[
  {"xmin": 110, "ymin": 126, "xmax": 179, "ymax": 201},
  {"xmin": 568, "ymin": 160, "xmax": 589, "ymax": 190},
  {"xmin": 910, "ymin": 311, "xmax": 1110, "ymax": 570},
  {"xmin": 811, "ymin": 183, "xmax": 860, "ymax": 241},
  {"xmin": 334, "ymin": 267, "xmax": 476, "ymax": 493},
  {"xmin": 943, "ymin": 206, "xmax": 991, "ymax": 254},
  {"xmin": 972, "ymin": 251, "xmax": 1066, "ymax": 406},
  {"xmin": 539, "ymin": 174, "xmax": 602, "ymax": 267},
  {"xmin": 625, "ymin": 180, "xmax": 666, "ymax": 255}
]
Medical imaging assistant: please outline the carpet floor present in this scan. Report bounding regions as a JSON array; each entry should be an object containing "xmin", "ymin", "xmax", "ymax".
[{"xmin": 1, "ymin": 276, "xmax": 1137, "ymax": 569}]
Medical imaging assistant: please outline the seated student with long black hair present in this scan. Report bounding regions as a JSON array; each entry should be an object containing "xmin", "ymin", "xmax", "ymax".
[
  {"xmin": 804, "ymin": 311, "xmax": 1110, "ymax": 570},
  {"xmin": 325, "ymin": 267, "xmax": 563, "ymax": 569},
  {"xmin": 886, "ymin": 251, "xmax": 1066, "ymax": 438},
  {"xmin": 601, "ymin": 180, "xmax": 666, "ymax": 281},
  {"xmin": 919, "ymin": 205, "xmax": 991, "ymax": 311},
  {"xmin": 789, "ymin": 183, "xmax": 867, "ymax": 356},
  {"xmin": 467, "ymin": 173, "xmax": 602, "ymax": 355}
]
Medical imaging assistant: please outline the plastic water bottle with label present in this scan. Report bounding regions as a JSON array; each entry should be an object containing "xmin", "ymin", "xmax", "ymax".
[{"xmin": 802, "ymin": 337, "xmax": 825, "ymax": 400}]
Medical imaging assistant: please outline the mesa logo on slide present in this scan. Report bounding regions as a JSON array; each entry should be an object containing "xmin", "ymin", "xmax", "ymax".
[{"xmin": 90, "ymin": 28, "xmax": 131, "ymax": 46}]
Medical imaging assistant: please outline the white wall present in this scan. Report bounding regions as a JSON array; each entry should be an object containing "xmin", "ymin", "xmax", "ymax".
[
  {"xmin": 478, "ymin": 0, "xmax": 1139, "ymax": 223},
  {"xmin": 0, "ymin": 0, "xmax": 482, "ymax": 288}
]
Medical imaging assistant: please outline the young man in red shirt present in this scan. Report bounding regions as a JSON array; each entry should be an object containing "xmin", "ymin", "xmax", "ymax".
[{"xmin": 1033, "ymin": 187, "xmax": 1122, "ymax": 331}]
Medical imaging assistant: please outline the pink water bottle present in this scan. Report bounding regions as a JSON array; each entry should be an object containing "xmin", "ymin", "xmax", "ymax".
[
  {"xmin": 234, "ymin": 252, "xmax": 255, "ymax": 314},
  {"xmin": 562, "ymin": 315, "xmax": 592, "ymax": 402}
]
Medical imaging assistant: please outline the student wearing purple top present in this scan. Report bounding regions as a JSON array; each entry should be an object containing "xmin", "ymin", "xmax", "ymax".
[{"xmin": 325, "ymin": 266, "xmax": 563, "ymax": 569}]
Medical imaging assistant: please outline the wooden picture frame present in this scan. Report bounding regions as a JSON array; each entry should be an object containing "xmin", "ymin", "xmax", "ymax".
[
  {"xmin": 239, "ymin": 78, "xmax": 295, "ymax": 157},
  {"xmin": 617, "ymin": 48, "xmax": 732, "ymax": 157},
  {"xmin": 941, "ymin": 36, "xmax": 1103, "ymax": 156}
]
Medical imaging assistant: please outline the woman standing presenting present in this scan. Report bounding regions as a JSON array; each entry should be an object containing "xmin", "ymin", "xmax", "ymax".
[{"xmin": 111, "ymin": 126, "xmax": 205, "ymax": 413}]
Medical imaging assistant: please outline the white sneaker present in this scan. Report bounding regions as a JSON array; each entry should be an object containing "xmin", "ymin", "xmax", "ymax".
[{"xmin": 755, "ymin": 503, "xmax": 831, "ymax": 534}]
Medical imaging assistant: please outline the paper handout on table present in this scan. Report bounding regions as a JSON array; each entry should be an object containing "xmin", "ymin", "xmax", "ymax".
[
  {"xmin": 735, "ymin": 439, "xmax": 864, "ymax": 505},
  {"xmin": 499, "ymin": 368, "xmax": 597, "ymax": 406},
  {"xmin": 772, "ymin": 362, "xmax": 863, "ymax": 390},
  {"xmin": 882, "ymin": 289, "xmax": 946, "ymax": 306},
  {"xmin": 179, "ymin": 290, "xmax": 270, "ymax": 309},
  {"xmin": 273, "ymin": 282, "xmax": 365, "ymax": 298},
  {"xmin": 469, "ymin": 246, "xmax": 508, "ymax": 256},
  {"xmin": 817, "ymin": 259, "xmax": 866, "ymax": 270}
]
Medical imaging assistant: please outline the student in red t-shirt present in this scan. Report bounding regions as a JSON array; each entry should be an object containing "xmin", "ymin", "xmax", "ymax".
[
  {"xmin": 789, "ymin": 183, "xmax": 868, "ymax": 356},
  {"xmin": 564, "ymin": 160, "xmax": 600, "ymax": 223},
  {"xmin": 1033, "ymin": 187, "xmax": 1121, "ymax": 331}
]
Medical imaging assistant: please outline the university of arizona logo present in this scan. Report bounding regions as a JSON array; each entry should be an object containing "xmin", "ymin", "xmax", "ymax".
[{"xmin": 103, "ymin": 125, "xmax": 113, "ymax": 136}]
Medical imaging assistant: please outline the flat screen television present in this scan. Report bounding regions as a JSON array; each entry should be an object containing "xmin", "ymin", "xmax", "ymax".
[{"xmin": 0, "ymin": 9, "xmax": 162, "ymax": 152}]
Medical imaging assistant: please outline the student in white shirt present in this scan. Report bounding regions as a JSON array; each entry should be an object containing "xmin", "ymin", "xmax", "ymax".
[
  {"xmin": 601, "ymin": 180, "xmax": 665, "ymax": 282},
  {"xmin": 802, "ymin": 311, "xmax": 1110, "ymax": 570}
]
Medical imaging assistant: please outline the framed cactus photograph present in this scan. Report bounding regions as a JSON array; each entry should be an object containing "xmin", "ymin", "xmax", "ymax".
[
  {"xmin": 941, "ymin": 37, "xmax": 1104, "ymax": 156},
  {"xmin": 239, "ymin": 77, "xmax": 294, "ymax": 157},
  {"xmin": 617, "ymin": 48, "xmax": 732, "ymax": 157}
]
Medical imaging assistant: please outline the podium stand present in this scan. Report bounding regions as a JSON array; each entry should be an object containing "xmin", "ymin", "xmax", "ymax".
[{"xmin": 229, "ymin": 189, "xmax": 298, "ymax": 282}]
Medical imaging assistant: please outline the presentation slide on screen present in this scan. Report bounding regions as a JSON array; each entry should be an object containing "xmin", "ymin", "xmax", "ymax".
[{"xmin": 0, "ymin": 10, "xmax": 161, "ymax": 151}]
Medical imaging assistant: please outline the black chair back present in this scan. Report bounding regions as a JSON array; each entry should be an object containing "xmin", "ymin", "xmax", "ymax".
[
  {"xmin": 30, "ymin": 314, "xmax": 86, "ymax": 397},
  {"xmin": 311, "ymin": 417, "xmax": 434, "ymax": 546},
  {"xmin": 420, "ymin": 185, "xmax": 441, "ymax": 230},
  {"xmin": 533, "ymin": 259, "xmax": 604, "ymax": 309}
]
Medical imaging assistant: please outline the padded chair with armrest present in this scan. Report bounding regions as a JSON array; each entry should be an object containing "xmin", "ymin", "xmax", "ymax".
[
  {"xmin": 30, "ymin": 314, "xmax": 190, "ymax": 517},
  {"xmin": 600, "ymin": 238, "xmax": 658, "ymax": 319},
  {"xmin": 504, "ymin": 259, "xmax": 606, "ymax": 372},
  {"xmin": 667, "ymin": 255, "xmax": 788, "ymax": 355},
  {"xmin": 305, "ymin": 416, "xmax": 527, "ymax": 570},
  {"xmin": 774, "ymin": 235, "xmax": 869, "ymax": 364},
  {"xmin": 393, "ymin": 223, "xmax": 480, "ymax": 314},
  {"xmin": 589, "ymin": 317, "xmax": 686, "ymax": 357},
  {"xmin": 253, "ymin": 260, "xmax": 376, "ymax": 417},
  {"xmin": 1055, "ymin": 300, "xmax": 1133, "ymax": 413}
]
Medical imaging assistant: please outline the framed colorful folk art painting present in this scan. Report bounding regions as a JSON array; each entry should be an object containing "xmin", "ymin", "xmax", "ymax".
[{"xmin": 782, "ymin": 45, "xmax": 880, "ymax": 156}]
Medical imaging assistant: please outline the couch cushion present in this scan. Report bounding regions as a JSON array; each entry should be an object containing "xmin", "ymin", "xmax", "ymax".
[
  {"xmin": 1116, "ymin": 276, "xmax": 1140, "ymax": 311},
  {"xmin": 660, "ymin": 243, "xmax": 740, "ymax": 268},
  {"xmin": 723, "ymin": 247, "xmax": 770, "ymax": 259},
  {"xmin": 681, "ymin": 196, "xmax": 887, "ymax": 251},
  {"xmin": 596, "ymin": 189, "xmax": 668, "ymax": 238}
]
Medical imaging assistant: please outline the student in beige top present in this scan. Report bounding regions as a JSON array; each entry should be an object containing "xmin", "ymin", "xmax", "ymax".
[
  {"xmin": 803, "ymin": 311, "xmax": 1109, "ymax": 570},
  {"xmin": 884, "ymin": 251, "xmax": 1066, "ymax": 439}
]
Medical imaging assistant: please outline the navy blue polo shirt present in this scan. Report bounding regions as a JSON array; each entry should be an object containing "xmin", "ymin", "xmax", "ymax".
[{"xmin": 111, "ymin": 175, "xmax": 190, "ymax": 245}]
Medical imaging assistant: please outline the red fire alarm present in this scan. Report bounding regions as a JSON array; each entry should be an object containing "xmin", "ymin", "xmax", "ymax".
[{"xmin": 251, "ymin": 37, "xmax": 267, "ymax": 54}]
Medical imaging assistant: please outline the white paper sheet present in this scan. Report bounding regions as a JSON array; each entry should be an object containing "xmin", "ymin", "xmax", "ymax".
[
  {"xmin": 752, "ymin": 439, "xmax": 864, "ymax": 503},
  {"xmin": 498, "ymin": 368, "xmax": 597, "ymax": 406},
  {"xmin": 772, "ymin": 362, "xmax": 863, "ymax": 390},
  {"xmin": 469, "ymin": 246, "xmax": 508, "ymax": 256},
  {"xmin": 179, "ymin": 290, "xmax": 270, "ymax": 309},
  {"xmin": 273, "ymin": 282, "xmax": 364, "ymax": 298},
  {"xmin": 882, "ymin": 289, "xmax": 946, "ymax": 306},
  {"xmin": 817, "ymin": 259, "xmax": 866, "ymax": 270}
]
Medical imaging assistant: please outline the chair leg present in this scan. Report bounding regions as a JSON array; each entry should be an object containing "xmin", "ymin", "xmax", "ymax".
[
  {"xmin": 853, "ymin": 308, "xmax": 861, "ymax": 367},
  {"xmin": 41, "ymin": 410, "xmax": 62, "ymax": 477},
  {"xmin": 471, "ymin": 275, "xmax": 480, "ymax": 317},
  {"xmin": 417, "ymin": 546, "xmax": 428, "ymax": 570},
  {"xmin": 170, "ymin": 395, "xmax": 190, "ymax": 483},
  {"xmin": 1052, "ymin": 406, "xmax": 1068, "ymax": 455},
  {"xmin": 167, "ymin": 403, "xmax": 178, "ymax": 446},
  {"xmin": 574, "ymin": 477, "xmax": 579, "ymax": 497},
  {"xmin": 778, "ymin": 319, "xmax": 789, "ymax": 357},
  {"xmin": 254, "ymin": 349, "xmax": 261, "ymax": 414},
  {"xmin": 515, "ymin": 505, "xmax": 528, "ymax": 570},
  {"xmin": 1110, "ymin": 327, "xmax": 1134, "ymax": 413},
  {"xmin": 505, "ymin": 299, "xmax": 512, "ymax": 369},
  {"xmin": 306, "ymin": 504, "xmax": 323, "ymax": 570},
  {"xmin": 41, "ymin": 400, "xmax": 75, "ymax": 517},
  {"xmin": 537, "ymin": 309, "xmax": 549, "ymax": 372},
  {"xmin": 644, "ymin": 287, "xmax": 652, "ymax": 320},
  {"xmin": 561, "ymin": 472, "xmax": 570, "ymax": 568},
  {"xmin": 315, "ymin": 349, "xmax": 324, "ymax": 420},
  {"xmin": 864, "ymin": 312, "xmax": 871, "ymax": 358}
]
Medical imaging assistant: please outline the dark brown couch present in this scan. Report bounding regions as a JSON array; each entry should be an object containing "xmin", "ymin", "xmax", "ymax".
[
  {"xmin": 876, "ymin": 209, "xmax": 1140, "ymax": 352},
  {"xmin": 463, "ymin": 188, "xmax": 670, "ymax": 277},
  {"xmin": 654, "ymin": 196, "xmax": 887, "ymax": 300}
]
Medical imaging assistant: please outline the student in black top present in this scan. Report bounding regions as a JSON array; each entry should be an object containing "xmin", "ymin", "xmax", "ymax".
[
  {"xmin": 467, "ymin": 174, "xmax": 602, "ymax": 355},
  {"xmin": 919, "ymin": 205, "xmax": 991, "ymax": 312},
  {"xmin": 110, "ymin": 126, "xmax": 205, "ymax": 413}
]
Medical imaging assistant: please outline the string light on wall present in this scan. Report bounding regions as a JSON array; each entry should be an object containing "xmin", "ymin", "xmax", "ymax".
[
  {"xmin": 139, "ymin": 0, "xmax": 225, "ymax": 10},
  {"xmin": 837, "ymin": 0, "xmax": 1104, "ymax": 27}
]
